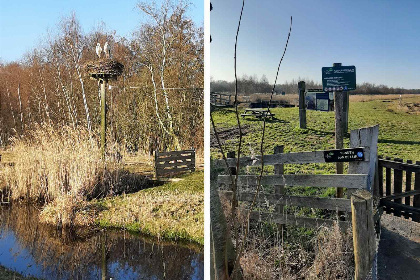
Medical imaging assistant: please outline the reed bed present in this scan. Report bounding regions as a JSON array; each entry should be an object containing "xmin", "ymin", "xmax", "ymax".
[{"xmin": 1, "ymin": 125, "xmax": 106, "ymax": 202}]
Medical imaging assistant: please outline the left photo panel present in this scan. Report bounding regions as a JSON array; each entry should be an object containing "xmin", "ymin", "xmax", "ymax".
[{"xmin": 0, "ymin": 0, "xmax": 204, "ymax": 279}]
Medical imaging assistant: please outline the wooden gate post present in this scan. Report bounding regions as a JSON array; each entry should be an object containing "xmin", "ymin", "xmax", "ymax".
[
  {"xmin": 352, "ymin": 190, "xmax": 376, "ymax": 280},
  {"xmin": 227, "ymin": 151, "xmax": 238, "ymax": 209},
  {"xmin": 274, "ymin": 145, "xmax": 285, "ymax": 230},
  {"xmin": 298, "ymin": 81, "xmax": 306, "ymax": 129},
  {"xmin": 348, "ymin": 125, "xmax": 379, "ymax": 193},
  {"xmin": 333, "ymin": 63, "xmax": 345, "ymax": 201}
]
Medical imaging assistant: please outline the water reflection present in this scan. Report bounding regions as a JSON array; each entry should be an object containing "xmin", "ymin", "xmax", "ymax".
[{"xmin": 0, "ymin": 205, "xmax": 203, "ymax": 280}]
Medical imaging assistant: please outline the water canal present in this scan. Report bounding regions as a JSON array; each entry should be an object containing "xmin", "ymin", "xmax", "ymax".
[{"xmin": 0, "ymin": 205, "xmax": 204, "ymax": 280}]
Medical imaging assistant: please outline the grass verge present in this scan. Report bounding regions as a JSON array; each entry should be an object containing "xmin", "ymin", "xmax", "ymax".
[{"xmin": 90, "ymin": 171, "xmax": 204, "ymax": 245}]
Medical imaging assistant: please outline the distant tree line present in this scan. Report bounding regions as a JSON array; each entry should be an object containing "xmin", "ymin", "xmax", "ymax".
[
  {"xmin": 211, "ymin": 75, "xmax": 420, "ymax": 95},
  {"xmin": 0, "ymin": 1, "xmax": 203, "ymax": 152}
]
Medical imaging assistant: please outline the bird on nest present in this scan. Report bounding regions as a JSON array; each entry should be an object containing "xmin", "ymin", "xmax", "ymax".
[
  {"xmin": 96, "ymin": 43, "xmax": 102, "ymax": 59},
  {"xmin": 96, "ymin": 42, "xmax": 111, "ymax": 59}
]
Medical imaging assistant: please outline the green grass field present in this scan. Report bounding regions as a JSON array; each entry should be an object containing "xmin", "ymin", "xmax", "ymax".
[
  {"xmin": 212, "ymin": 95, "xmax": 420, "ymax": 165},
  {"xmin": 211, "ymin": 95, "xmax": 419, "ymax": 199}
]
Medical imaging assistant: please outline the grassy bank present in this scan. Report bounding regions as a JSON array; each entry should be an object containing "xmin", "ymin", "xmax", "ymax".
[
  {"xmin": 0, "ymin": 265, "xmax": 41, "ymax": 280},
  {"xmin": 91, "ymin": 171, "xmax": 204, "ymax": 245}
]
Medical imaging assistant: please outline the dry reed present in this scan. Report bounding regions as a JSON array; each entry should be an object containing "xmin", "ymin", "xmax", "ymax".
[{"xmin": 1, "ymin": 124, "xmax": 106, "ymax": 202}]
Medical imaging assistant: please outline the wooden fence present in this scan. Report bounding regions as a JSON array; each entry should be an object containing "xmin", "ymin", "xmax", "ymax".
[
  {"xmin": 215, "ymin": 125, "xmax": 379, "ymax": 280},
  {"xmin": 210, "ymin": 92, "xmax": 233, "ymax": 107},
  {"xmin": 378, "ymin": 157, "xmax": 420, "ymax": 222},
  {"xmin": 154, "ymin": 149, "xmax": 195, "ymax": 179}
]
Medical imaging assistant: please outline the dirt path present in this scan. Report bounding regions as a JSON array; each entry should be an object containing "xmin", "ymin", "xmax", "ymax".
[{"xmin": 377, "ymin": 214, "xmax": 420, "ymax": 280}]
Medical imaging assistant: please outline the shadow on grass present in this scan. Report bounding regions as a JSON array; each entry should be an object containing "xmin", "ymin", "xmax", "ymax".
[
  {"xmin": 87, "ymin": 169, "xmax": 165, "ymax": 200},
  {"xmin": 379, "ymin": 139, "xmax": 420, "ymax": 145}
]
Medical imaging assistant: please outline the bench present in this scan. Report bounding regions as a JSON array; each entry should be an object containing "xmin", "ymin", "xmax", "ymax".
[{"xmin": 241, "ymin": 108, "xmax": 275, "ymax": 119}]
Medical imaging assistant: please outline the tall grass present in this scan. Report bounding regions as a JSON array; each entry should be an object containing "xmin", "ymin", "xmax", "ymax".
[{"xmin": 2, "ymin": 124, "xmax": 107, "ymax": 202}]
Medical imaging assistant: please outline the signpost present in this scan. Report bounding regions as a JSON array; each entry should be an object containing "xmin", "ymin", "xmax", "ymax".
[{"xmin": 322, "ymin": 63, "xmax": 357, "ymax": 216}]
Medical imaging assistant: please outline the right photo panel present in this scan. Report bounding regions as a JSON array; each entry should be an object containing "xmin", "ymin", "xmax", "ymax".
[{"xmin": 209, "ymin": 1, "xmax": 420, "ymax": 279}]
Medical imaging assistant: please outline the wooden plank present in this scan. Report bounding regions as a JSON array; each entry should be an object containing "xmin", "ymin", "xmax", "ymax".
[
  {"xmin": 405, "ymin": 160, "xmax": 413, "ymax": 218},
  {"xmin": 220, "ymin": 191, "xmax": 352, "ymax": 212},
  {"xmin": 156, "ymin": 165, "xmax": 195, "ymax": 172},
  {"xmin": 156, "ymin": 160, "xmax": 194, "ymax": 168},
  {"xmin": 249, "ymin": 211, "xmax": 350, "ymax": 229},
  {"xmin": 156, "ymin": 166, "xmax": 194, "ymax": 176},
  {"xmin": 414, "ymin": 161, "xmax": 420, "ymax": 222},
  {"xmin": 394, "ymin": 158, "xmax": 403, "ymax": 217},
  {"xmin": 382, "ymin": 190, "xmax": 420, "ymax": 201},
  {"xmin": 349, "ymin": 125, "xmax": 379, "ymax": 192},
  {"xmin": 214, "ymin": 147, "xmax": 370, "ymax": 168},
  {"xmin": 380, "ymin": 200, "xmax": 420, "ymax": 215},
  {"xmin": 156, "ymin": 164, "xmax": 195, "ymax": 171},
  {"xmin": 379, "ymin": 159, "xmax": 420, "ymax": 173},
  {"xmin": 157, "ymin": 154, "xmax": 195, "ymax": 161},
  {"xmin": 218, "ymin": 174, "xmax": 368, "ymax": 189},
  {"xmin": 385, "ymin": 157, "xmax": 392, "ymax": 214},
  {"xmin": 157, "ymin": 150, "xmax": 195, "ymax": 157}
]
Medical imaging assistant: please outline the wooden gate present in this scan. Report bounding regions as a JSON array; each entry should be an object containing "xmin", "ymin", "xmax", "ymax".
[
  {"xmin": 378, "ymin": 157, "xmax": 420, "ymax": 222},
  {"xmin": 216, "ymin": 125, "xmax": 379, "ymax": 279},
  {"xmin": 154, "ymin": 149, "xmax": 195, "ymax": 179}
]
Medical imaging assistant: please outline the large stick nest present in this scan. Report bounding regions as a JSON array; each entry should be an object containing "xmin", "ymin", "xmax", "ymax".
[{"xmin": 85, "ymin": 59, "xmax": 124, "ymax": 77}]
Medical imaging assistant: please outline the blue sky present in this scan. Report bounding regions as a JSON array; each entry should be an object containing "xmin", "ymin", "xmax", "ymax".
[
  {"xmin": 0, "ymin": 0, "xmax": 204, "ymax": 63},
  {"xmin": 210, "ymin": 0, "xmax": 420, "ymax": 89}
]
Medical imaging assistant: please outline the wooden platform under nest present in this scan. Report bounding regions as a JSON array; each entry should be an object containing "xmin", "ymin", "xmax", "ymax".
[{"xmin": 85, "ymin": 59, "xmax": 124, "ymax": 80}]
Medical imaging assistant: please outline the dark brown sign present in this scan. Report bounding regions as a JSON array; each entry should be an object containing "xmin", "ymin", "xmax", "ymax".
[{"xmin": 324, "ymin": 148, "xmax": 365, "ymax": 162}]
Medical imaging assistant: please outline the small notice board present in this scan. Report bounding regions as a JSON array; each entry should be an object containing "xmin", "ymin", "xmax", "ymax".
[{"xmin": 324, "ymin": 148, "xmax": 365, "ymax": 162}]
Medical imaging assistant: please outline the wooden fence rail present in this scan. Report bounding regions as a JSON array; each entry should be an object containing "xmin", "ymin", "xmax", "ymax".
[
  {"xmin": 210, "ymin": 92, "xmax": 233, "ymax": 107},
  {"xmin": 216, "ymin": 125, "xmax": 379, "ymax": 279},
  {"xmin": 154, "ymin": 149, "xmax": 195, "ymax": 179},
  {"xmin": 378, "ymin": 156, "xmax": 420, "ymax": 222}
]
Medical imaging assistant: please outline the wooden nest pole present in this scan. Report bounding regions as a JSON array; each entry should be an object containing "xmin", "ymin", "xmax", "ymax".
[{"xmin": 85, "ymin": 59, "xmax": 124, "ymax": 160}]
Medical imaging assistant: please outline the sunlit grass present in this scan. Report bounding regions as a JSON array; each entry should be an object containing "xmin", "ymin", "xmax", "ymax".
[{"xmin": 92, "ymin": 171, "xmax": 204, "ymax": 245}]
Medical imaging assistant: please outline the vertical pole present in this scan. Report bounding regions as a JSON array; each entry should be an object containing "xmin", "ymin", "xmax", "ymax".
[
  {"xmin": 413, "ymin": 161, "xmax": 420, "ymax": 222},
  {"xmin": 298, "ymin": 81, "xmax": 306, "ymax": 129},
  {"xmin": 334, "ymin": 63, "xmax": 344, "ymax": 202},
  {"xmin": 100, "ymin": 79, "xmax": 107, "ymax": 160},
  {"xmin": 405, "ymin": 160, "xmax": 412, "ymax": 219},
  {"xmin": 393, "ymin": 158, "xmax": 403, "ymax": 217},
  {"xmin": 378, "ymin": 156, "xmax": 383, "ymax": 197},
  {"xmin": 154, "ymin": 149, "xmax": 159, "ymax": 180},
  {"xmin": 343, "ymin": 91, "xmax": 349, "ymax": 132},
  {"xmin": 274, "ymin": 145, "xmax": 285, "ymax": 231},
  {"xmin": 351, "ymin": 190, "xmax": 376, "ymax": 280},
  {"xmin": 227, "ymin": 151, "xmax": 237, "ymax": 208}
]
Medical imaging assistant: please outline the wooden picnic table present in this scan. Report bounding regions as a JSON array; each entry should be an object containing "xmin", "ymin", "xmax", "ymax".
[{"xmin": 241, "ymin": 108, "xmax": 275, "ymax": 119}]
